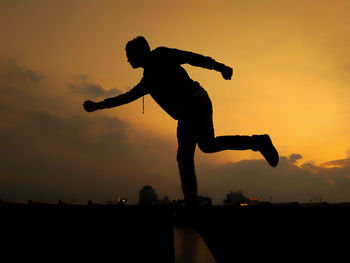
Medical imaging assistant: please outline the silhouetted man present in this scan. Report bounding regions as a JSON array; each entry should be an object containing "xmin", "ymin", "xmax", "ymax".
[{"xmin": 83, "ymin": 36, "xmax": 279, "ymax": 205}]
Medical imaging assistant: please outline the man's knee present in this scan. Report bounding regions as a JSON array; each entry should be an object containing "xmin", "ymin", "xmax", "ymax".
[{"xmin": 198, "ymin": 141, "xmax": 215, "ymax": 153}]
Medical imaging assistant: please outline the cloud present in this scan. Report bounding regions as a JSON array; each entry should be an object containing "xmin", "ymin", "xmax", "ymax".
[
  {"xmin": 0, "ymin": 59, "xmax": 178, "ymax": 203},
  {"xmin": 5, "ymin": 59, "xmax": 42, "ymax": 83},
  {"xmin": 196, "ymin": 154, "xmax": 350, "ymax": 204},
  {"xmin": 288, "ymin": 153, "xmax": 303, "ymax": 164},
  {"xmin": 68, "ymin": 74, "xmax": 122, "ymax": 98},
  {"xmin": 321, "ymin": 158, "xmax": 350, "ymax": 168}
]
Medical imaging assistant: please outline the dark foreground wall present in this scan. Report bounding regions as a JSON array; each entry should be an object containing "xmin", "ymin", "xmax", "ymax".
[{"xmin": 1, "ymin": 204, "xmax": 349, "ymax": 262}]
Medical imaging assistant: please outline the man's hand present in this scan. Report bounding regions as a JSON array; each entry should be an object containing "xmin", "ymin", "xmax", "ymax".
[
  {"xmin": 83, "ymin": 100, "xmax": 99, "ymax": 112},
  {"xmin": 221, "ymin": 65, "xmax": 233, "ymax": 80}
]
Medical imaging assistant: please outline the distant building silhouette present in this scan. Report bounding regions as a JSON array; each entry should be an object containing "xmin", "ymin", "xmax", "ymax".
[
  {"xmin": 139, "ymin": 186, "xmax": 158, "ymax": 205},
  {"xmin": 158, "ymin": 196, "xmax": 172, "ymax": 205},
  {"xmin": 198, "ymin": 196, "xmax": 212, "ymax": 206},
  {"xmin": 115, "ymin": 194, "xmax": 127, "ymax": 205},
  {"xmin": 224, "ymin": 191, "xmax": 248, "ymax": 205}
]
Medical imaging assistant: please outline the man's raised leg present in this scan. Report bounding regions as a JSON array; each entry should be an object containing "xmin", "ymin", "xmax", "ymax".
[{"xmin": 198, "ymin": 134, "xmax": 279, "ymax": 167}]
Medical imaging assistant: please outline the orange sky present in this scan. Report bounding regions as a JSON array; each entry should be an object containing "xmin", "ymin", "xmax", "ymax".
[
  {"xmin": 2, "ymin": 0, "xmax": 349, "ymax": 164},
  {"xmin": 1, "ymin": 1, "xmax": 350, "ymax": 203}
]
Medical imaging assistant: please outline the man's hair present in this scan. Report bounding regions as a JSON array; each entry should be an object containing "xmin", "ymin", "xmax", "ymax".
[{"xmin": 125, "ymin": 36, "xmax": 150, "ymax": 55}]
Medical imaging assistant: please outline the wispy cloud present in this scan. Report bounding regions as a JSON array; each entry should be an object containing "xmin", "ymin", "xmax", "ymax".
[
  {"xmin": 321, "ymin": 158, "xmax": 350, "ymax": 168},
  {"xmin": 6, "ymin": 59, "xmax": 42, "ymax": 83},
  {"xmin": 289, "ymin": 153, "xmax": 303, "ymax": 164},
  {"xmin": 68, "ymin": 74, "xmax": 122, "ymax": 98}
]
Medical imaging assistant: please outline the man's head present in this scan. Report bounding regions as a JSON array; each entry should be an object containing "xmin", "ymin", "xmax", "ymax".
[{"xmin": 125, "ymin": 36, "xmax": 150, "ymax": 68}]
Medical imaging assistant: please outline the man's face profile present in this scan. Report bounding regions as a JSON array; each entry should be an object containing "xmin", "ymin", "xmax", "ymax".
[{"xmin": 126, "ymin": 50, "xmax": 140, "ymax": 68}]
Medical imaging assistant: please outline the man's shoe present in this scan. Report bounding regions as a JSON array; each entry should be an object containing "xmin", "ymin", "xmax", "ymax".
[{"xmin": 252, "ymin": 134, "xmax": 279, "ymax": 167}]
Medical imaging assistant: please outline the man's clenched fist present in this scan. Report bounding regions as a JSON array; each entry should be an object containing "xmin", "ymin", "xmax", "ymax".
[{"xmin": 83, "ymin": 100, "xmax": 99, "ymax": 112}]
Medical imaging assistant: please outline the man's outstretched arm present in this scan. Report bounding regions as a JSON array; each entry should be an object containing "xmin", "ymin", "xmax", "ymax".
[
  {"xmin": 157, "ymin": 47, "xmax": 233, "ymax": 80},
  {"xmin": 83, "ymin": 80, "xmax": 148, "ymax": 112}
]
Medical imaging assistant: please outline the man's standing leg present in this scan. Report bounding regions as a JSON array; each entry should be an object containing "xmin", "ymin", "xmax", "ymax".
[{"xmin": 177, "ymin": 119, "xmax": 198, "ymax": 205}]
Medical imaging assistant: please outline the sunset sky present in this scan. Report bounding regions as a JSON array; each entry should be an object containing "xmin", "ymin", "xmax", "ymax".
[{"xmin": 1, "ymin": 0, "xmax": 350, "ymax": 204}]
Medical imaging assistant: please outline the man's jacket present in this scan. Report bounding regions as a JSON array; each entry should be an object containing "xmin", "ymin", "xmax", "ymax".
[{"xmin": 101, "ymin": 47, "xmax": 223, "ymax": 120}]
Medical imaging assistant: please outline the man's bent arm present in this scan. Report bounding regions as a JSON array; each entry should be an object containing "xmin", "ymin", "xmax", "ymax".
[
  {"xmin": 98, "ymin": 80, "xmax": 148, "ymax": 110},
  {"xmin": 157, "ymin": 47, "xmax": 228, "ymax": 72}
]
